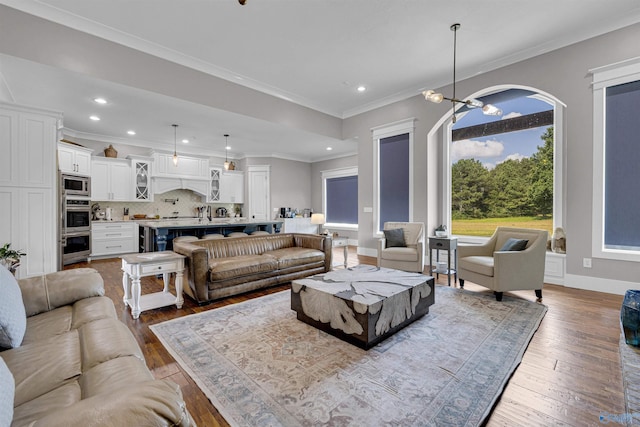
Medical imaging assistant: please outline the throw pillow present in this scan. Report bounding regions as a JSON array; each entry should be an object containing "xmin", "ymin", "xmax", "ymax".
[
  {"xmin": 0, "ymin": 357, "xmax": 14, "ymax": 426},
  {"xmin": 384, "ymin": 228, "xmax": 406, "ymax": 248},
  {"xmin": 0, "ymin": 264, "xmax": 27, "ymax": 350},
  {"xmin": 499, "ymin": 238, "xmax": 529, "ymax": 252}
]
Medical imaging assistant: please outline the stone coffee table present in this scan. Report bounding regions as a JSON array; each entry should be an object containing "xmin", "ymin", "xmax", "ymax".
[{"xmin": 291, "ymin": 265, "xmax": 435, "ymax": 349}]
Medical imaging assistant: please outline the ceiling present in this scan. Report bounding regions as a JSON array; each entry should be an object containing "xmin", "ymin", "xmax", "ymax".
[{"xmin": 1, "ymin": 0, "xmax": 640, "ymax": 162}]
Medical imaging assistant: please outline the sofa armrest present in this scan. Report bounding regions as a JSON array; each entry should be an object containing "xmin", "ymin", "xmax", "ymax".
[
  {"xmin": 30, "ymin": 379, "xmax": 193, "ymax": 427},
  {"xmin": 172, "ymin": 241, "xmax": 210, "ymax": 303},
  {"xmin": 18, "ymin": 268, "xmax": 104, "ymax": 317},
  {"xmin": 377, "ymin": 238, "xmax": 386, "ymax": 266},
  {"xmin": 293, "ymin": 234, "xmax": 332, "ymax": 271}
]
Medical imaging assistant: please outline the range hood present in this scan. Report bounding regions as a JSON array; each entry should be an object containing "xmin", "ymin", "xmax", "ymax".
[
  {"xmin": 151, "ymin": 151, "xmax": 210, "ymax": 197},
  {"xmin": 152, "ymin": 176, "xmax": 208, "ymax": 197}
]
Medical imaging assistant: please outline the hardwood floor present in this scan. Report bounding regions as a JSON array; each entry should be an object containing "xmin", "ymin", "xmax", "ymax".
[{"xmin": 66, "ymin": 249, "xmax": 625, "ymax": 427}]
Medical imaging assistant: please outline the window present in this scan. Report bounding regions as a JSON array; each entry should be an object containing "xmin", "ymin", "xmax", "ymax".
[
  {"xmin": 592, "ymin": 57, "xmax": 640, "ymax": 261},
  {"xmin": 449, "ymin": 90, "xmax": 555, "ymax": 237},
  {"xmin": 372, "ymin": 118, "xmax": 415, "ymax": 234},
  {"xmin": 322, "ymin": 167, "xmax": 358, "ymax": 228}
]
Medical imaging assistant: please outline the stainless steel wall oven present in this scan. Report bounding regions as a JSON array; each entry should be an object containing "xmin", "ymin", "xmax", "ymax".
[{"xmin": 59, "ymin": 173, "xmax": 92, "ymax": 267}]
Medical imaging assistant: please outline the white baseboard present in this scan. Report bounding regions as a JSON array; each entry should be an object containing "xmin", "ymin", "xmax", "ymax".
[{"xmin": 565, "ymin": 273, "xmax": 637, "ymax": 295}]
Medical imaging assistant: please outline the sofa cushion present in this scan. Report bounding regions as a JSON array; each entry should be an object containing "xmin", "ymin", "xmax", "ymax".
[
  {"xmin": 21, "ymin": 297, "xmax": 117, "ymax": 346},
  {"xmin": 380, "ymin": 247, "xmax": 419, "ymax": 262},
  {"xmin": 499, "ymin": 238, "xmax": 529, "ymax": 252},
  {"xmin": 383, "ymin": 228, "xmax": 406, "ymax": 248},
  {"xmin": 12, "ymin": 381, "xmax": 81, "ymax": 427},
  {"xmin": 3, "ymin": 330, "xmax": 81, "ymax": 407},
  {"xmin": 0, "ymin": 264, "xmax": 27, "ymax": 349},
  {"xmin": 209, "ymin": 255, "xmax": 279, "ymax": 281},
  {"xmin": 81, "ymin": 356, "xmax": 154, "ymax": 398},
  {"xmin": 264, "ymin": 248, "xmax": 325, "ymax": 269},
  {"xmin": 459, "ymin": 256, "xmax": 495, "ymax": 277},
  {"xmin": 0, "ymin": 357, "xmax": 14, "ymax": 427}
]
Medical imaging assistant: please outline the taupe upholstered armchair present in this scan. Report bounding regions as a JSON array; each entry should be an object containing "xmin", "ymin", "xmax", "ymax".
[
  {"xmin": 377, "ymin": 222, "xmax": 425, "ymax": 273},
  {"xmin": 458, "ymin": 227, "xmax": 548, "ymax": 301}
]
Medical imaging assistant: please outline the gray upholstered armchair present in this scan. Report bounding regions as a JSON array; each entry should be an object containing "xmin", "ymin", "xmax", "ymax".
[
  {"xmin": 377, "ymin": 222, "xmax": 425, "ymax": 273},
  {"xmin": 458, "ymin": 227, "xmax": 548, "ymax": 301}
]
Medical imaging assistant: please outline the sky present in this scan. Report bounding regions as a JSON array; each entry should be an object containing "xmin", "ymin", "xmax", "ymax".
[{"xmin": 451, "ymin": 94, "xmax": 553, "ymax": 169}]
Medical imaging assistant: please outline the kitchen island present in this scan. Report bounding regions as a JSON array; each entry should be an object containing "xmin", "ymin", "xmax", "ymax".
[{"xmin": 136, "ymin": 218, "xmax": 283, "ymax": 252}]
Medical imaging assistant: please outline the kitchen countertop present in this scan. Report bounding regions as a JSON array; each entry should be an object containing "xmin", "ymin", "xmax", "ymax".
[{"xmin": 135, "ymin": 218, "xmax": 282, "ymax": 229}]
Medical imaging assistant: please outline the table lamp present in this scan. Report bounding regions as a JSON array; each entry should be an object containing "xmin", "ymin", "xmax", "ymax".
[{"xmin": 310, "ymin": 213, "xmax": 326, "ymax": 235}]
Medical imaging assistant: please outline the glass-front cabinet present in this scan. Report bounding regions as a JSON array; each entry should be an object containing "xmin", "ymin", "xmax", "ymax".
[
  {"xmin": 129, "ymin": 156, "xmax": 152, "ymax": 201},
  {"xmin": 208, "ymin": 167, "xmax": 221, "ymax": 202}
]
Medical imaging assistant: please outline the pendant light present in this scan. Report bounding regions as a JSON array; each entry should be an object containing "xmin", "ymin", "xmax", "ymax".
[
  {"xmin": 223, "ymin": 134, "xmax": 230, "ymax": 170},
  {"xmin": 423, "ymin": 23, "xmax": 502, "ymax": 123},
  {"xmin": 172, "ymin": 124, "xmax": 178, "ymax": 166}
]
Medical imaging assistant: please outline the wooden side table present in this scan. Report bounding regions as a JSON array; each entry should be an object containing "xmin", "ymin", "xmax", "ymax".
[
  {"xmin": 332, "ymin": 236, "xmax": 349, "ymax": 268},
  {"xmin": 428, "ymin": 236, "xmax": 457, "ymax": 286},
  {"xmin": 121, "ymin": 251, "xmax": 185, "ymax": 319}
]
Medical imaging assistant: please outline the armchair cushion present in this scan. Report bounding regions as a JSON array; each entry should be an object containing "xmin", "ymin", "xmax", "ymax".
[
  {"xmin": 383, "ymin": 228, "xmax": 406, "ymax": 248},
  {"xmin": 0, "ymin": 265, "xmax": 26, "ymax": 349},
  {"xmin": 499, "ymin": 238, "xmax": 529, "ymax": 252}
]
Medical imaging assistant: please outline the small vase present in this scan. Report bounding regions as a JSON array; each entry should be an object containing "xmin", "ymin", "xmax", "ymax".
[
  {"xmin": 104, "ymin": 144, "xmax": 118, "ymax": 158},
  {"xmin": 621, "ymin": 290, "xmax": 640, "ymax": 346},
  {"xmin": 551, "ymin": 227, "xmax": 566, "ymax": 254}
]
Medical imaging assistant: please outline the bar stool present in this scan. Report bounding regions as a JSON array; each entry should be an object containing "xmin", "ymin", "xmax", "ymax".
[
  {"xmin": 227, "ymin": 232, "xmax": 248, "ymax": 238},
  {"xmin": 173, "ymin": 236, "xmax": 199, "ymax": 243},
  {"xmin": 201, "ymin": 234, "xmax": 225, "ymax": 240},
  {"xmin": 251, "ymin": 231, "xmax": 270, "ymax": 236}
]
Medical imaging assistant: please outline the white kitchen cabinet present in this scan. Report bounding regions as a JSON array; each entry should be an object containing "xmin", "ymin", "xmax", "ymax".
[
  {"xmin": 91, "ymin": 221, "xmax": 138, "ymax": 258},
  {"xmin": 0, "ymin": 103, "xmax": 60, "ymax": 278},
  {"xmin": 152, "ymin": 152, "xmax": 209, "ymax": 179},
  {"xmin": 129, "ymin": 156, "xmax": 153, "ymax": 201},
  {"xmin": 58, "ymin": 142, "xmax": 92, "ymax": 176},
  {"xmin": 208, "ymin": 167, "xmax": 221, "ymax": 202},
  {"xmin": 220, "ymin": 170, "xmax": 244, "ymax": 203},
  {"xmin": 91, "ymin": 158, "xmax": 132, "ymax": 201}
]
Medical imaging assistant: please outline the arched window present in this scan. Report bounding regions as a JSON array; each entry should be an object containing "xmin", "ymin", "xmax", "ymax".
[{"xmin": 436, "ymin": 86, "xmax": 565, "ymax": 241}]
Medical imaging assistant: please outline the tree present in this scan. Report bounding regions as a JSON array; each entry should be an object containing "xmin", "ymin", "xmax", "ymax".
[
  {"xmin": 528, "ymin": 127, "xmax": 554, "ymax": 216},
  {"xmin": 451, "ymin": 159, "xmax": 489, "ymax": 218},
  {"xmin": 486, "ymin": 158, "xmax": 534, "ymax": 217}
]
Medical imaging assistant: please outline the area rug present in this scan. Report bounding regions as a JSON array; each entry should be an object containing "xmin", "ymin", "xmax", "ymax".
[
  {"xmin": 151, "ymin": 286, "xmax": 547, "ymax": 426},
  {"xmin": 619, "ymin": 335, "xmax": 640, "ymax": 426}
]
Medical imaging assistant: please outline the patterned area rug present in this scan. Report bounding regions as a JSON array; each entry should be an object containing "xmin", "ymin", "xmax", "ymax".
[
  {"xmin": 619, "ymin": 335, "xmax": 640, "ymax": 426},
  {"xmin": 151, "ymin": 286, "xmax": 547, "ymax": 426}
]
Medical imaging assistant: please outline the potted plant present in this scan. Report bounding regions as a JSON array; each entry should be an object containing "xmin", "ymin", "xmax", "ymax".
[
  {"xmin": 0, "ymin": 243, "xmax": 26, "ymax": 274},
  {"xmin": 435, "ymin": 225, "xmax": 447, "ymax": 237}
]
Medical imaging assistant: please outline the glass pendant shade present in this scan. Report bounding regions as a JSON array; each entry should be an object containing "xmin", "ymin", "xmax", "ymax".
[{"xmin": 172, "ymin": 124, "xmax": 178, "ymax": 166}]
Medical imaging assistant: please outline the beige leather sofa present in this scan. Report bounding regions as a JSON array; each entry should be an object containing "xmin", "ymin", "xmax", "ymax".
[
  {"xmin": 377, "ymin": 222, "xmax": 425, "ymax": 273},
  {"xmin": 457, "ymin": 227, "xmax": 548, "ymax": 301},
  {"xmin": 173, "ymin": 233, "xmax": 332, "ymax": 304},
  {"xmin": 0, "ymin": 266, "xmax": 192, "ymax": 427}
]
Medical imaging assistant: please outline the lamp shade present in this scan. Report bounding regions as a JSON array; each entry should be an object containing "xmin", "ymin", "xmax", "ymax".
[{"xmin": 310, "ymin": 213, "xmax": 326, "ymax": 225}]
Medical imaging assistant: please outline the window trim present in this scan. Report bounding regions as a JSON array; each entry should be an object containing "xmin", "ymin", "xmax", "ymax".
[
  {"xmin": 436, "ymin": 85, "xmax": 565, "ymax": 244},
  {"xmin": 321, "ymin": 166, "xmax": 358, "ymax": 230},
  {"xmin": 591, "ymin": 56, "xmax": 640, "ymax": 262},
  {"xmin": 371, "ymin": 118, "xmax": 415, "ymax": 237}
]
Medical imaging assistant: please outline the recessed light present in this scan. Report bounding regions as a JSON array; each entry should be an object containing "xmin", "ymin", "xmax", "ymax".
[
  {"xmin": 89, "ymin": 115, "xmax": 100, "ymax": 121},
  {"xmin": 127, "ymin": 130, "xmax": 136, "ymax": 135},
  {"xmin": 357, "ymin": 86, "xmax": 366, "ymax": 92},
  {"xmin": 225, "ymin": 146, "xmax": 231, "ymax": 150},
  {"xmin": 93, "ymin": 98, "xmax": 107, "ymax": 104},
  {"xmin": 326, "ymin": 147, "xmax": 333, "ymax": 151},
  {"xmin": 182, "ymin": 139, "xmax": 189, "ymax": 144}
]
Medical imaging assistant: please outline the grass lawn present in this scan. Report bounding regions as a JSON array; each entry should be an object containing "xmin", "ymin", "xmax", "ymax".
[{"xmin": 452, "ymin": 216, "xmax": 553, "ymax": 237}]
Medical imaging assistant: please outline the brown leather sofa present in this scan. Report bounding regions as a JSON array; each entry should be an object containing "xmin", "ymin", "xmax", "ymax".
[
  {"xmin": 173, "ymin": 233, "xmax": 332, "ymax": 304},
  {"xmin": 0, "ymin": 266, "xmax": 192, "ymax": 427}
]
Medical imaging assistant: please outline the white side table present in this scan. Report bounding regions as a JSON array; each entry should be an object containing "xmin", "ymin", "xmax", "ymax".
[
  {"xmin": 332, "ymin": 236, "xmax": 349, "ymax": 268},
  {"xmin": 121, "ymin": 251, "xmax": 185, "ymax": 319}
]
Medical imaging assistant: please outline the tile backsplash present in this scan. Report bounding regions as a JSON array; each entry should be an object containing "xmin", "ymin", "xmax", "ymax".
[{"xmin": 92, "ymin": 189, "xmax": 241, "ymax": 220}]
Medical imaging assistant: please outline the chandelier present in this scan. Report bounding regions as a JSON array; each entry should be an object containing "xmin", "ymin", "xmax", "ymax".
[
  {"xmin": 223, "ymin": 134, "xmax": 231, "ymax": 170},
  {"xmin": 423, "ymin": 23, "xmax": 502, "ymax": 123},
  {"xmin": 172, "ymin": 124, "xmax": 178, "ymax": 166}
]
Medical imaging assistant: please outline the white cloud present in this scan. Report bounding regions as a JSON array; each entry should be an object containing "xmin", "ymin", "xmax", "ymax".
[
  {"xmin": 451, "ymin": 139, "xmax": 504, "ymax": 162},
  {"xmin": 502, "ymin": 111, "xmax": 522, "ymax": 120}
]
